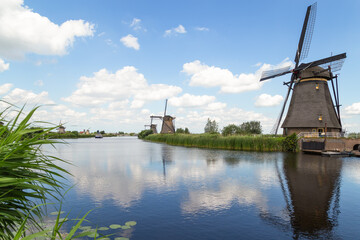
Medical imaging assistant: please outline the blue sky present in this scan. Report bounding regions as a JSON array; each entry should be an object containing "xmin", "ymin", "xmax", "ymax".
[{"xmin": 0, "ymin": 0, "xmax": 359, "ymax": 133}]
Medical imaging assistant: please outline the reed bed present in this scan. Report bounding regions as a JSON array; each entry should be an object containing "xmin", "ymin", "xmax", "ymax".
[{"xmin": 145, "ymin": 133, "xmax": 285, "ymax": 152}]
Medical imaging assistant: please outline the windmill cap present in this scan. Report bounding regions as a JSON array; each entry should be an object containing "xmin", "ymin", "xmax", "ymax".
[{"xmin": 298, "ymin": 65, "xmax": 331, "ymax": 80}]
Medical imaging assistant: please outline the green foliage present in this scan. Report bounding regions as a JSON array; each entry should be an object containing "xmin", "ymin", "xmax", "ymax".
[
  {"xmin": 240, "ymin": 121, "xmax": 262, "ymax": 134},
  {"xmin": 145, "ymin": 133, "xmax": 284, "ymax": 152},
  {"xmin": 0, "ymin": 105, "xmax": 69, "ymax": 239},
  {"xmin": 100, "ymin": 130, "xmax": 105, "ymax": 134},
  {"xmin": 184, "ymin": 128, "xmax": 190, "ymax": 134},
  {"xmin": 176, "ymin": 128, "xmax": 185, "ymax": 133},
  {"xmin": 282, "ymin": 133, "xmax": 298, "ymax": 152},
  {"xmin": 138, "ymin": 129, "xmax": 153, "ymax": 139},
  {"xmin": 222, "ymin": 121, "xmax": 262, "ymax": 136},
  {"xmin": 347, "ymin": 132, "xmax": 360, "ymax": 139},
  {"xmin": 204, "ymin": 118, "xmax": 219, "ymax": 133},
  {"xmin": 222, "ymin": 124, "xmax": 241, "ymax": 136}
]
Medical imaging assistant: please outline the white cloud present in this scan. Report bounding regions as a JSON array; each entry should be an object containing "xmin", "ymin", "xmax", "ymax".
[
  {"xmin": 345, "ymin": 102, "xmax": 360, "ymax": 115},
  {"xmin": 120, "ymin": 34, "xmax": 140, "ymax": 50},
  {"xmin": 105, "ymin": 39, "xmax": 117, "ymax": 48},
  {"xmin": 255, "ymin": 94, "xmax": 283, "ymax": 107},
  {"xmin": 182, "ymin": 59, "xmax": 293, "ymax": 93},
  {"xmin": 63, "ymin": 67, "xmax": 182, "ymax": 107},
  {"xmin": 0, "ymin": 83, "xmax": 13, "ymax": 95},
  {"xmin": 164, "ymin": 24, "xmax": 186, "ymax": 37},
  {"xmin": 0, "ymin": 58, "xmax": 9, "ymax": 72},
  {"xmin": 130, "ymin": 18, "xmax": 145, "ymax": 31},
  {"xmin": 194, "ymin": 27, "xmax": 209, "ymax": 31},
  {"xmin": 169, "ymin": 93, "xmax": 216, "ymax": 108},
  {"xmin": 0, "ymin": 0, "xmax": 94, "ymax": 59},
  {"xmin": 2, "ymin": 88, "xmax": 54, "ymax": 105}
]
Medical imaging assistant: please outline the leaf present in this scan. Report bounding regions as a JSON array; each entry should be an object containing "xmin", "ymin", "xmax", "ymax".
[
  {"xmin": 109, "ymin": 224, "xmax": 122, "ymax": 229},
  {"xmin": 125, "ymin": 221, "xmax": 137, "ymax": 226},
  {"xmin": 98, "ymin": 227, "xmax": 109, "ymax": 231},
  {"xmin": 121, "ymin": 226, "xmax": 131, "ymax": 230}
]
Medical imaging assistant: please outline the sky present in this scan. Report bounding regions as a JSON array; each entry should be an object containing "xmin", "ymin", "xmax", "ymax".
[{"xmin": 0, "ymin": 0, "xmax": 359, "ymax": 133}]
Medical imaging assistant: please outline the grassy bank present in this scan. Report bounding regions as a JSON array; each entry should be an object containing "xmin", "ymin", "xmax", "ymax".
[{"xmin": 145, "ymin": 133, "xmax": 287, "ymax": 152}]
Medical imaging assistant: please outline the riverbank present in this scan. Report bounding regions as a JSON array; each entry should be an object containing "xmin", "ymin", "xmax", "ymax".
[{"xmin": 145, "ymin": 133, "xmax": 290, "ymax": 152}]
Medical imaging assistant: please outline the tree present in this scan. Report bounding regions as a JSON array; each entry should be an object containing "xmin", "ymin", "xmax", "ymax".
[
  {"xmin": 184, "ymin": 127, "xmax": 190, "ymax": 134},
  {"xmin": 240, "ymin": 121, "xmax": 262, "ymax": 134},
  {"xmin": 176, "ymin": 128, "xmax": 185, "ymax": 133},
  {"xmin": 204, "ymin": 118, "xmax": 219, "ymax": 133},
  {"xmin": 222, "ymin": 124, "xmax": 241, "ymax": 136}
]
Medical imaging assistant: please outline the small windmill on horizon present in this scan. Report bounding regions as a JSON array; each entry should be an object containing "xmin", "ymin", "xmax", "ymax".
[{"xmin": 146, "ymin": 99, "xmax": 176, "ymax": 134}]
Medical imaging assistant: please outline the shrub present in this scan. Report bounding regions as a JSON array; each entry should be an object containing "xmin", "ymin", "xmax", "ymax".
[
  {"xmin": 282, "ymin": 133, "xmax": 298, "ymax": 152},
  {"xmin": 138, "ymin": 129, "xmax": 153, "ymax": 139}
]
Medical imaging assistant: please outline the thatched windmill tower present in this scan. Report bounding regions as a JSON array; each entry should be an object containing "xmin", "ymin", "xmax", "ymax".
[
  {"xmin": 146, "ymin": 99, "xmax": 175, "ymax": 134},
  {"xmin": 160, "ymin": 99, "xmax": 175, "ymax": 134},
  {"xmin": 144, "ymin": 116, "xmax": 161, "ymax": 134},
  {"xmin": 260, "ymin": 3, "xmax": 346, "ymax": 136},
  {"xmin": 57, "ymin": 121, "xmax": 66, "ymax": 134}
]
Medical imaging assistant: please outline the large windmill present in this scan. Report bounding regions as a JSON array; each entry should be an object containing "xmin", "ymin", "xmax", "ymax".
[
  {"xmin": 147, "ymin": 99, "xmax": 176, "ymax": 134},
  {"xmin": 260, "ymin": 2, "xmax": 346, "ymax": 136}
]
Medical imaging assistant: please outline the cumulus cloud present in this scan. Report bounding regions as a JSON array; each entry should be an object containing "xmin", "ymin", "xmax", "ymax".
[
  {"xmin": 0, "ymin": 58, "xmax": 9, "ymax": 72},
  {"xmin": 182, "ymin": 59, "xmax": 293, "ymax": 93},
  {"xmin": 255, "ymin": 94, "xmax": 284, "ymax": 107},
  {"xmin": 120, "ymin": 34, "xmax": 140, "ymax": 50},
  {"xmin": 63, "ymin": 67, "xmax": 182, "ymax": 108},
  {"xmin": 2, "ymin": 88, "xmax": 54, "ymax": 105},
  {"xmin": 0, "ymin": 83, "xmax": 13, "ymax": 95},
  {"xmin": 169, "ymin": 93, "xmax": 216, "ymax": 108},
  {"xmin": 164, "ymin": 25, "xmax": 186, "ymax": 37},
  {"xmin": 345, "ymin": 102, "xmax": 360, "ymax": 115},
  {"xmin": 0, "ymin": 0, "xmax": 94, "ymax": 59}
]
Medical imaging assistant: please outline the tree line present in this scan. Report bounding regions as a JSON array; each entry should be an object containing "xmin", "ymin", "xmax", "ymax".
[{"xmin": 204, "ymin": 118, "xmax": 262, "ymax": 135}]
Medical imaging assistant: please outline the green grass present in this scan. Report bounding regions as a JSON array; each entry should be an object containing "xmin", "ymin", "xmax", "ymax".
[
  {"xmin": 0, "ymin": 104, "xmax": 70, "ymax": 239},
  {"xmin": 145, "ymin": 133, "xmax": 285, "ymax": 152}
]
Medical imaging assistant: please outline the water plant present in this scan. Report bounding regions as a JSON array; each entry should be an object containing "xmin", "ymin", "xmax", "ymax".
[
  {"xmin": 0, "ymin": 104, "xmax": 69, "ymax": 239},
  {"xmin": 145, "ymin": 133, "xmax": 286, "ymax": 152}
]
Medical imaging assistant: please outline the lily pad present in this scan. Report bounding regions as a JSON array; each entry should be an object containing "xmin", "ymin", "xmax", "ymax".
[
  {"xmin": 121, "ymin": 225, "xmax": 131, "ymax": 230},
  {"xmin": 79, "ymin": 226, "xmax": 92, "ymax": 231},
  {"xmin": 87, "ymin": 232, "xmax": 99, "ymax": 238},
  {"xmin": 125, "ymin": 221, "xmax": 137, "ymax": 227},
  {"xmin": 50, "ymin": 211, "xmax": 65, "ymax": 215},
  {"xmin": 114, "ymin": 238, "xmax": 129, "ymax": 240},
  {"xmin": 98, "ymin": 226, "xmax": 109, "ymax": 231},
  {"xmin": 109, "ymin": 224, "xmax": 122, "ymax": 229},
  {"xmin": 58, "ymin": 218, "xmax": 68, "ymax": 222}
]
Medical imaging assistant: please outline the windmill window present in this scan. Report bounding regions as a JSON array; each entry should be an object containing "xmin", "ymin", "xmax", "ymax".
[
  {"xmin": 318, "ymin": 114, "xmax": 323, "ymax": 121},
  {"xmin": 316, "ymin": 83, "xmax": 319, "ymax": 90}
]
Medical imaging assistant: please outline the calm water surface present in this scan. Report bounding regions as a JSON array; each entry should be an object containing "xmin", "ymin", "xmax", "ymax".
[{"xmin": 45, "ymin": 137, "xmax": 360, "ymax": 239}]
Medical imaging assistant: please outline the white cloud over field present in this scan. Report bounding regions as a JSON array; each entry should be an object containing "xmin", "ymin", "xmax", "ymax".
[
  {"xmin": 255, "ymin": 94, "xmax": 283, "ymax": 107},
  {"xmin": 182, "ymin": 59, "xmax": 293, "ymax": 93},
  {"xmin": 164, "ymin": 25, "xmax": 186, "ymax": 37},
  {"xmin": 63, "ymin": 67, "xmax": 182, "ymax": 108},
  {"xmin": 345, "ymin": 102, "xmax": 360, "ymax": 115},
  {"xmin": 0, "ymin": 0, "xmax": 94, "ymax": 59}
]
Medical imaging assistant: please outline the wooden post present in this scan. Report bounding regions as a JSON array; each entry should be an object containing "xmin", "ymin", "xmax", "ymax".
[{"xmin": 324, "ymin": 122, "xmax": 327, "ymax": 151}]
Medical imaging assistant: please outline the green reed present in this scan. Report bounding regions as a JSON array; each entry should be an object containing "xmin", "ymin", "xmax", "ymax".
[{"xmin": 145, "ymin": 133, "xmax": 285, "ymax": 152}]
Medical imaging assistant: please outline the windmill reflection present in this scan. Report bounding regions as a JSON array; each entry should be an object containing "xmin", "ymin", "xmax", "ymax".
[
  {"xmin": 161, "ymin": 144, "xmax": 173, "ymax": 177},
  {"xmin": 264, "ymin": 153, "xmax": 342, "ymax": 239}
]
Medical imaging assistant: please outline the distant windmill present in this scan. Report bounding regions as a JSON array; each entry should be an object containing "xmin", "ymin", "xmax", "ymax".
[
  {"xmin": 57, "ymin": 121, "xmax": 66, "ymax": 134},
  {"xmin": 144, "ymin": 116, "xmax": 159, "ymax": 134},
  {"xmin": 260, "ymin": 2, "xmax": 346, "ymax": 136},
  {"xmin": 160, "ymin": 99, "xmax": 176, "ymax": 134},
  {"xmin": 147, "ymin": 99, "xmax": 176, "ymax": 134}
]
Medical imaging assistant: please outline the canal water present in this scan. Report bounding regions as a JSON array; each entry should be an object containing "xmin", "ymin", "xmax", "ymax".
[{"xmin": 44, "ymin": 137, "xmax": 360, "ymax": 239}]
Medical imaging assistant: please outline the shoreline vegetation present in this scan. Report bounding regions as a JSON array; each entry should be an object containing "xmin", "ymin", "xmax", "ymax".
[
  {"xmin": 0, "ymin": 104, "xmax": 132, "ymax": 239},
  {"xmin": 143, "ymin": 133, "xmax": 298, "ymax": 152}
]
